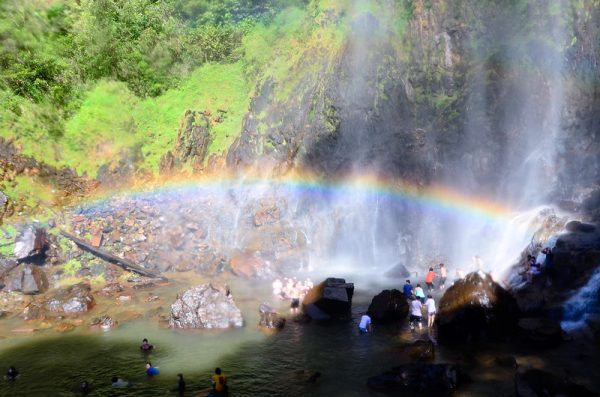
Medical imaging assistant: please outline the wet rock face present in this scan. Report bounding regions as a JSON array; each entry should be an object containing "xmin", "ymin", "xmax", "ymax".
[
  {"xmin": 45, "ymin": 283, "xmax": 95, "ymax": 314},
  {"xmin": 515, "ymin": 368, "xmax": 598, "ymax": 397},
  {"xmin": 169, "ymin": 284, "xmax": 243, "ymax": 329},
  {"xmin": 367, "ymin": 289, "xmax": 408, "ymax": 323},
  {"xmin": 14, "ymin": 226, "xmax": 47, "ymax": 261},
  {"xmin": 517, "ymin": 317, "xmax": 563, "ymax": 347},
  {"xmin": 302, "ymin": 278, "xmax": 354, "ymax": 320},
  {"xmin": 437, "ymin": 272, "xmax": 519, "ymax": 345},
  {"xmin": 367, "ymin": 363, "xmax": 466, "ymax": 395}
]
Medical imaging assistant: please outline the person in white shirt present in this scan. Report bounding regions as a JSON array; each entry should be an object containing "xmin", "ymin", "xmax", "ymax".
[
  {"xmin": 409, "ymin": 296, "xmax": 423, "ymax": 330},
  {"xmin": 358, "ymin": 313, "xmax": 372, "ymax": 333},
  {"xmin": 424, "ymin": 294, "xmax": 436, "ymax": 328}
]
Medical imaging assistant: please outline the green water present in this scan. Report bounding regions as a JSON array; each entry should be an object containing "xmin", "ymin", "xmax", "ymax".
[{"xmin": 0, "ymin": 277, "xmax": 599, "ymax": 397}]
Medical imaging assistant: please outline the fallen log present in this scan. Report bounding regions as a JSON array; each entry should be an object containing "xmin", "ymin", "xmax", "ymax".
[{"xmin": 60, "ymin": 231, "xmax": 167, "ymax": 281}]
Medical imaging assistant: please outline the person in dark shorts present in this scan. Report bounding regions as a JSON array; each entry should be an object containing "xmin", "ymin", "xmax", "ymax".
[{"xmin": 409, "ymin": 296, "xmax": 423, "ymax": 331}]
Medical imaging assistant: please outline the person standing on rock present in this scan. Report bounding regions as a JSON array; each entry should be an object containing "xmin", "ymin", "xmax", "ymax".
[
  {"xmin": 290, "ymin": 282, "xmax": 301, "ymax": 313},
  {"xmin": 409, "ymin": 296, "xmax": 423, "ymax": 331},
  {"xmin": 424, "ymin": 295, "xmax": 436, "ymax": 328},
  {"xmin": 439, "ymin": 263, "xmax": 447, "ymax": 289},
  {"xmin": 425, "ymin": 267, "xmax": 436, "ymax": 291},
  {"xmin": 403, "ymin": 280, "xmax": 414, "ymax": 299}
]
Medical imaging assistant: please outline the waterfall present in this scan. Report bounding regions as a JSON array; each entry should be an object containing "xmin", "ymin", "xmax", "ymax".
[{"xmin": 561, "ymin": 267, "xmax": 600, "ymax": 332}]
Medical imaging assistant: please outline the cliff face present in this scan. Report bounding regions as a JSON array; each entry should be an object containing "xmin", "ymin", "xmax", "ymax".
[{"xmin": 227, "ymin": 0, "xmax": 600, "ymax": 205}]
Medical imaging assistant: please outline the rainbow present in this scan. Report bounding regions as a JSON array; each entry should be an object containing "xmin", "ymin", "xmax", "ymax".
[{"xmin": 78, "ymin": 171, "xmax": 514, "ymax": 222}]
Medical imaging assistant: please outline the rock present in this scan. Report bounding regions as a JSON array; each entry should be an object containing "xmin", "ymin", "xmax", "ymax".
[
  {"xmin": 565, "ymin": 220, "xmax": 596, "ymax": 233},
  {"xmin": 169, "ymin": 284, "xmax": 243, "ymax": 329},
  {"xmin": 514, "ymin": 284, "xmax": 546, "ymax": 314},
  {"xmin": 90, "ymin": 231, "xmax": 103, "ymax": 247},
  {"xmin": 21, "ymin": 265, "xmax": 48, "ymax": 295},
  {"xmin": 302, "ymin": 278, "xmax": 354, "ymax": 320},
  {"xmin": 45, "ymin": 283, "xmax": 95, "ymax": 314},
  {"xmin": 258, "ymin": 303, "xmax": 285, "ymax": 329},
  {"xmin": 515, "ymin": 368, "xmax": 598, "ymax": 397},
  {"xmin": 437, "ymin": 272, "xmax": 519, "ymax": 345},
  {"xmin": 13, "ymin": 226, "xmax": 47, "ymax": 261},
  {"xmin": 384, "ymin": 262, "xmax": 412, "ymax": 279},
  {"xmin": 367, "ymin": 363, "xmax": 467, "ymax": 395},
  {"xmin": 254, "ymin": 202, "xmax": 281, "ymax": 226},
  {"xmin": 405, "ymin": 339, "xmax": 435, "ymax": 361},
  {"xmin": 3, "ymin": 264, "xmax": 48, "ymax": 294},
  {"xmin": 367, "ymin": 289, "xmax": 408, "ymax": 323},
  {"xmin": 230, "ymin": 251, "xmax": 272, "ymax": 278},
  {"xmin": 90, "ymin": 315, "xmax": 117, "ymax": 330},
  {"xmin": 517, "ymin": 317, "xmax": 563, "ymax": 347}
]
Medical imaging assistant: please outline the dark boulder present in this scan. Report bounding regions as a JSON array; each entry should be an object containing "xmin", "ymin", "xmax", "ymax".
[
  {"xmin": 14, "ymin": 226, "xmax": 47, "ymax": 261},
  {"xmin": 367, "ymin": 363, "xmax": 467, "ymax": 395},
  {"xmin": 367, "ymin": 289, "xmax": 408, "ymax": 323},
  {"xmin": 437, "ymin": 272, "xmax": 519, "ymax": 345},
  {"xmin": 45, "ymin": 283, "xmax": 95, "ymax": 314},
  {"xmin": 565, "ymin": 220, "xmax": 596, "ymax": 233},
  {"xmin": 513, "ymin": 283, "xmax": 546, "ymax": 314},
  {"xmin": 515, "ymin": 368, "xmax": 598, "ymax": 397},
  {"xmin": 169, "ymin": 284, "xmax": 243, "ymax": 329},
  {"xmin": 517, "ymin": 317, "xmax": 563, "ymax": 347},
  {"xmin": 302, "ymin": 278, "xmax": 354, "ymax": 320},
  {"xmin": 405, "ymin": 339, "xmax": 435, "ymax": 361}
]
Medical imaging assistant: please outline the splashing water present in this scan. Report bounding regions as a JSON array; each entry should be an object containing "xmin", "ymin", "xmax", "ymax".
[{"xmin": 561, "ymin": 267, "xmax": 600, "ymax": 332}]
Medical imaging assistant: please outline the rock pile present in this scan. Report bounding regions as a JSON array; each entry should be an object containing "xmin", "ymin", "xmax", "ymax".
[{"xmin": 169, "ymin": 284, "xmax": 243, "ymax": 329}]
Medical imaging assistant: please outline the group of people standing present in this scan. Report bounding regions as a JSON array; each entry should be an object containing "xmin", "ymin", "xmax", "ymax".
[{"xmin": 272, "ymin": 277, "xmax": 313, "ymax": 312}]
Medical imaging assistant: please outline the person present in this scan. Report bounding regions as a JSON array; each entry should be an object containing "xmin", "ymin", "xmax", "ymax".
[
  {"xmin": 5, "ymin": 366, "xmax": 19, "ymax": 381},
  {"xmin": 439, "ymin": 263, "xmax": 447, "ymax": 289},
  {"xmin": 290, "ymin": 283, "xmax": 300, "ymax": 313},
  {"xmin": 414, "ymin": 284, "xmax": 425, "ymax": 303},
  {"xmin": 140, "ymin": 338, "xmax": 154, "ymax": 352},
  {"xmin": 176, "ymin": 373, "xmax": 186, "ymax": 395},
  {"xmin": 403, "ymin": 279, "xmax": 413, "ymax": 298},
  {"xmin": 211, "ymin": 367, "xmax": 227, "ymax": 395},
  {"xmin": 111, "ymin": 377, "xmax": 129, "ymax": 388},
  {"xmin": 424, "ymin": 294, "xmax": 436, "ymax": 328},
  {"xmin": 409, "ymin": 296, "xmax": 423, "ymax": 331},
  {"xmin": 79, "ymin": 381, "xmax": 90, "ymax": 394},
  {"xmin": 272, "ymin": 279, "xmax": 282, "ymax": 297},
  {"xmin": 146, "ymin": 362, "xmax": 159, "ymax": 376},
  {"xmin": 425, "ymin": 267, "xmax": 436, "ymax": 291},
  {"xmin": 358, "ymin": 313, "xmax": 372, "ymax": 333}
]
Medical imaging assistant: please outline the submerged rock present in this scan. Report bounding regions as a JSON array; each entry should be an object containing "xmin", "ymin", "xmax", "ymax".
[
  {"xmin": 258, "ymin": 303, "xmax": 285, "ymax": 329},
  {"xmin": 302, "ymin": 278, "xmax": 354, "ymax": 320},
  {"xmin": 45, "ymin": 283, "xmax": 95, "ymax": 314},
  {"xmin": 405, "ymin": 339, "xmax": 435, "ymax": 361},
  {"xmin": 14, "ymin": 226, "xmax": 47, "ymax": 261},
  {"xmin": 367, "ymin": 289, "xmax": 408, "ymax": 323},
  {"xmin": 515, "ymin": 368, "xmax": 598, "ymax": 397},
  {"xmin": 437, "ymin": 272, "xmax": 519, "ymax": 345},
  {"xmin": 367, "ymin": 363, "xmax": 466, "ymax": 395},
  {"xmin": 169, "ymin": 284, "xmax": 243, "ymax": 329}
]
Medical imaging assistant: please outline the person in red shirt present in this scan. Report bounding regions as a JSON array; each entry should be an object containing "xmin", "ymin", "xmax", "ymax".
[{"xmin": 425, "ymin": 267, "xmax": 436, "ymax": 291}]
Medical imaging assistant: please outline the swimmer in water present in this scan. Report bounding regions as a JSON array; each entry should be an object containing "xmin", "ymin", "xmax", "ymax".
[
  {"xmin": 146, "ymin": 362, "xmax": 159, "ymax": 376},
  {"xmin": 140, "ymin": 338, "xmax": 154, "ymax": 352}
]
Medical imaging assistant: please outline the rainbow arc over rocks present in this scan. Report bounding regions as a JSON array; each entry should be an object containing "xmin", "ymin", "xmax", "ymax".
[{"xmin": 83, "ymin": 172, "xmax": 513, "ymax": 223}]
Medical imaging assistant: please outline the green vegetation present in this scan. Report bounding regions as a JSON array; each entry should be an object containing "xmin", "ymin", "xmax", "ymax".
[{"xmin": 63, "ymin": 258, "xmax": 82, "ymax": 276}]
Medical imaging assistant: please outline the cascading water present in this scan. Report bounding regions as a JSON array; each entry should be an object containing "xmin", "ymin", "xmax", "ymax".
[{"xmin": 561, "ymin": 266, "xmax": 600, "ymax": 332}]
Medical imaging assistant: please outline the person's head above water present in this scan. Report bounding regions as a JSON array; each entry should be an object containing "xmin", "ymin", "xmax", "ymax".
[
  {"xmin": 177, "ymin": 373, "xmax": 184, "ymax": 380},
  {"xmin": 142, "ymin": 338, "xmax": 148, "ymax": 343},
  {"xmin": 215, "ymin": 367, "xmax": 222, "ymax": 375},
  {"xmin": 112, "ymin": 377, "xmax": 118, "ymax": 383},
  {"xmin": 146, "ymin": 362, "xmax": 152, "ymax": 368}
]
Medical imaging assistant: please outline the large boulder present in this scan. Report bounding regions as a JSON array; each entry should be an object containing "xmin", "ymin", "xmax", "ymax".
[
  {"xmin": 302, "ymin": 278, "xmax": 354, "ymax": 320},
  {"xmin": 230, "ymin": 251, "xmax": 273, "ymax": 279},
  {"xmin": 367, "ymin": 363, "xmax": 466, "ymax": 395},
  {"xmin": 515, "ymin": 368, "xmax": 598, "ymax": 397},
  {"xmin": 384, "ymin": 262, "xmax": 412, "ymax": 279},
  {"xmin": 258, "ymin": 303, "xmax": 285, "ymax": 329},
  {"xmin": 169, "ymin": 284, "xmax": 243, "ymax": 329},
  {"xmin": 437, "ymin": 272, "xmax": 519, "ymax": 344},
  {"xmin": 13, "ymin": 226, "xmax": 47, "ymax": 261},
  {"xmin": 45, "ymin": 283, "xmax": 95, "ymax": 314},
  {"xmin": 3, "ymin": 264, "xmax": 48, "ymax": 294},
  {"xmin": 367, "ymin": 289, "xmax": 408, "ymax": 323}
]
